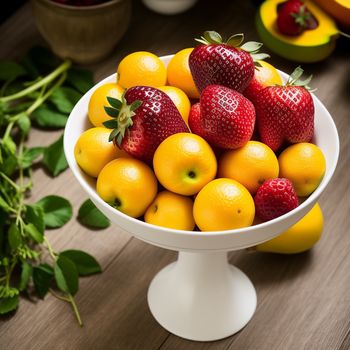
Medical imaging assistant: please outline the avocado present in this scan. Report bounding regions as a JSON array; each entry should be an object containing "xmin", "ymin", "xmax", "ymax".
[{"xmin": 256, "ymin": 0, "xmax": 339, "ymax": 62}]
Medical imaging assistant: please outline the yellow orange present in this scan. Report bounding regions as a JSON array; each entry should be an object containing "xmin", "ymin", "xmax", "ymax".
[
  {"xmin": 193, "ymin": 178, "xmax": 255, "ymax": 231},
  {"xmin": 117, "ymin": 51, "xmax": 167, "ymax": 89},
  {"xmin": 144, "ymin": 191, "xmax": 195, "ymax": 231},
  {"xmin": 88, "ymin": 83, "xmax": 124, "ymax": 127},
  {"xmin": 253, "ymin": 60, "xmax": 282, "ymax": 87},
  {"xmin": 96, "ymin": 158, "xmax": 158, "ymax": 218},
  {"xmin": 218, "ymin": 141, "xmax": 279, "ymax": 195},
  {"xmin": 244, "ymin": 60, "xmax": 282, "ymax": 101},
  {"xmin": 153, "ymin": 133, "xmax": 217, "ymax": 196},
  {"xmin": 279, "ymin": 143, "xmax": 326, "ymax": 197},
  {"xmin": 167, "ymin": 48, "xmax": 200, "ymax": 99},
  {"xmin": 158, "ymin": 86, "xmax": 191, "ymax": 125},
  {"xmin": 256, "ymin": 203, "xmax": 324, "ymax": 254},
  {"xmin": 74, "ymin": 127, "xmax": 127, "ymax": 177}
]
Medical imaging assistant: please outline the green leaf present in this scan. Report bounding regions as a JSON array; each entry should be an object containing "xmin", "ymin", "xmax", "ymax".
[
  {"xmin": 60, "ymin": 249, "xmax": 102, "ymax": 276},
  {"xmin": 21, "ymin": 46, "xmax": 62, "ymax": 78},
  {"xmin": 241, "ymin": 41, "xmax": 263, "ymax": 53},
  {"xmin": 130, "ymin": 100, "xmax": 142, "ymax": 112},
  {"xmin": 3, "ymin": 136, "xmax": 16, "ymax": 155},
  {"xmin": 54, "ymin": 255, "xmax": 79, "ymax": 295},
  {"xmin": 0, "ymin": 61, "xmax": 26, "ymax": 81},
  {"xmin": 49, "ymin": 87, "xmax": 82, "ymax": 114},
  {"xmin": 0, "ymin": 295, "xmax": 19, "ymax": 314},
  {"xmin": 24, "ymin": 223, "xmax": 44, "ymax": 243},
  {"xmin": 252, "ymin": 53, "xmax": 270, "ymax": 62},
  {"xmin": 21, "ymin": 147, "xmax": 45, "ymax": 169},
  {"xmin": 108, "ymin": 128, "xmax": 119, "ymax": 142},
  {"xmin": 17, "ymin": 114, "xmax": 31, "ymax": 137},
  {"xmin": 36, "ymin": 195, "xmax": 72, "ymax": 229},
  {"xmin": 8, "ymin": 223, "xmax": 22, "ymax": 250},
  {"xmin": 25, "ymin": 204, "xmax": 45, "ymax": 234},
  {"xmin": 104, "ymin": 106, "xmax": 120, "ymax": 118},
  {"xmin": 42, "ymin": 134, "xmax": 68, "ymax": 177},
  {"xmin": 78, "ymin": 199, "xmax": 110, "ymax": 229},
  {"xmin": 203, "ymin": 31, "xmax": 222, "ymax": 44},
  {"xmin": 66, "ymin": 68, "xmax": 94, "ymax": 94},
  {"xmin": 19, "ymin": 261, "xmax": 33, "ymax": 291},
  {"xmin": 31, "ymin": 105, "xmax": 68, "ymax": 129},
  {"xmin": 0, "ymin": 196, "xmax": 11, "ymax": 213},
  {"xmin": 107, "ymin": 96, "xmax": 122, "ymax": 109},
  {"xmin": 102, "ymin": 119, "xmax": 118, "ymax": 129},
  {"xmin": 33, "ymin": 264, "xmax": 54, "ymax": 298},
  {"xmin": 226, "ymin": 33, "xmax": 244, "ymax": 47}
]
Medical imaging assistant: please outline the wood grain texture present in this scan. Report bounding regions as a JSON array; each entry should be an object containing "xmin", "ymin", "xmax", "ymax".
[{"xmin": 1, "ymin": 1, "xmax": 350, "ymax": 349}]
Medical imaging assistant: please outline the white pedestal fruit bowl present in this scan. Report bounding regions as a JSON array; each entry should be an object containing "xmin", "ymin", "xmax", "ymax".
[{"xmin": 64, "ymin": 55, "xmax": 339, "ymax": 341}]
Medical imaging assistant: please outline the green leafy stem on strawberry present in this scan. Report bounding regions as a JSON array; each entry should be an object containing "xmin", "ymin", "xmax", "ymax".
[
  {"xmin": 103, "ymin": 94, "xmax": 142, "ymax": 145},
  {"xmin": 195, "ymin": 31, "xmax": 270, "ymax": 64}
]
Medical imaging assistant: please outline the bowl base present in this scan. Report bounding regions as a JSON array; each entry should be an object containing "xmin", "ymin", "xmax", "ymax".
[{"xmin": 147, "ymin": 251, "xmax": 257, "ymax": 341}]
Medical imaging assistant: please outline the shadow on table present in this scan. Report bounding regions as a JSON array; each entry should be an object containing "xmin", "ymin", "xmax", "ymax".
[{"xmin": 230, "ymin": 249, "xmax": 313, "ymax": 288}]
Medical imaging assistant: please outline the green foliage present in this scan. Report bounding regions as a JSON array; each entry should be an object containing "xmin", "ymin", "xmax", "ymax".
[
  {"xmin": 0, "ymin": 47, "xmax": 101, "ymax": 326},
  {"xmin": 36, "ymin": 195, "xmax": 72, "ymax": 229},
  {"xmin": 78, "ymin": 199, "xmax": 110, "ymax": 229}
]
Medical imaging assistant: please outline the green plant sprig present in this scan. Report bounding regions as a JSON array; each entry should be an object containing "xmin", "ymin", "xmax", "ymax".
[{"xmin": 0, "ymin": 47, "xmax": 110, "ymax": 324}]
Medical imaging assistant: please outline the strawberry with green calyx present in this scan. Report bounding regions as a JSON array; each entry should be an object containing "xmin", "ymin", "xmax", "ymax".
[
  {"xmin": 103, "ymin": 86, "xmax": 189, "ymax": 162},
  {"xmin": 255, "ymin": 66, "xmax": 314, "ymax": 152},
  {"xmin": 189, "ymin": 31, "xmax": 270, "ymax": 93},
  {"xmin": 277, "ymin": 0, "xmax": 318, "ymax": 36}
]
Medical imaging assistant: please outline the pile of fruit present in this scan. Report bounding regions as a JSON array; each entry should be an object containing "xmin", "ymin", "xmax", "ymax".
[{"xmin": 74, "ymin": 31, "xmax": 326, "ymax": 239}]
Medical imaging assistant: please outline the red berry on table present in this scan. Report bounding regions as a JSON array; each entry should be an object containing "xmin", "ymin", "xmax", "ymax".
[
  {"xmin": 189, "ymin": 31, "xmax": 269, "ymax": 93},
  {"xmin": 255, "ymin": 66, "xmax": 314, "ymax": 152},
  {"xmin": 277, "ymin": 0, "xmax": 319, "ymax": 36},
  {"xmin": 104, "ymin": 86, "xmax": 189, "ymax": 163},
  {"xmin": 254, "ymin": 178, "xmax": 299, "ymax": 221},
  {"xmin": 198, "ymin": 85, "xmax": 256, "ymax": 150}
]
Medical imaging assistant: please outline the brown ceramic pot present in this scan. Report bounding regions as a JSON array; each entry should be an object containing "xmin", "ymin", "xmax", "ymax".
[{"xmin": 31, "ymin": 0, "xmax": 131, "ymax": 64}]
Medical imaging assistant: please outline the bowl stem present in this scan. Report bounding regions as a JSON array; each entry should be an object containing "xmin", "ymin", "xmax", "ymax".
[{"xmin": 147, "ymin": 251, "xmax": 257, "ymax": 341}]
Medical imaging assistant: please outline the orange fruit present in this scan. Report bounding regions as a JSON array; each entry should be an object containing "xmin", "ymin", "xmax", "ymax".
[
  {"xmin": 278, "ymin": 143, "xmax": 326, "ymax": 197},
  {"xmin": 218, "ymin": 141, "xmax": 279, "ymax": 195},
  {"xmin": 193, "ymin": 178, "xmax": 255, "ymax": 231},
  {"xmin": 256, "ymin": 203, "xmax": 324, "ymax": 254},
  {"xmin": 144, "ymin": 191, "xmax": 195, "ymax": 231},
  {"xmin": 88, "ymin": 83, "xmax": 124, "ymax": 127},
  {"xmin": 158, "ymin": 86, "xmax": 191, "ymax": 125},
  {"xmin": 117, "ymin": 51, "xmax": 167, "ymax": 89},
  {"xmin": 244, "ymin": 60, "xmax": 282, "ymax": 101},
  {"xmin": 96, "ymin": 158, "xmax": 158, "ymax": 218},
  {"xmin": 153, "ymin": 133, "xmax": 217, "ymax": 196},
  {"xmin": 74, "ymin": 127, "xmax": 127, "ymax": 178},
  {"xmin": 167, "ymin": 48, "xmax": 200, "ymax": 99}
]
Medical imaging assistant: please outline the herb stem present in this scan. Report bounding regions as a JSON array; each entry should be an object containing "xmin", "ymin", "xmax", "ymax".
[
  {"xmin": 3, "ymin": 121, "xmax": 14, "ymax": 141},
  {"xmin": 0, "ymin": 172, "xmax": 20, "ymax": 191},
  {"xmin": 0, "ymin": 60, "xmax": 71, "ymax": 103},
  {"xmin": 68, "ymin": 293, "xmax": 83, "ymax": 327},
  {"xmin": 44, "ymin": 236, "xmax": 57, "ymax": 261},
  {"xmin": 27, "ymin": 72, "xmax": 67, "ymax": 116},
  {"xmin": 49, "ymin": 288, "xmax": 70, "ymax": 302}
]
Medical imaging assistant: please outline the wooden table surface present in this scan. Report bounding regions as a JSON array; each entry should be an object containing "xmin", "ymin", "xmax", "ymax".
[{"xmin": 1, "ymin": 1, "xmax": 350, "ymax": 349}]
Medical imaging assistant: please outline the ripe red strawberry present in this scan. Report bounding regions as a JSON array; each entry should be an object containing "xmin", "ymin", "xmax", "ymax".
[
  {"xmin": 255, "ymin": 67, "xmax": 314, "ymax": 152},
  {"xmin": 189, "ymin": 31, "xmax": 269, "ymax": 93},
  {"xmin": 198, "ymin": 85, "xmax": 255, "ymax": 149},
  {"xmin": 254, "ymin": 178, "xmax": 299, "ymax": 221},
  {"xmin": 188, "ymin": 102, "xmax": 204, "ymax": 136},
  {"xmin": 104, "ymin": 86, "xmax": 189, "ymax": 162},
  {"xmin": 277, "ymin": 0, "xmax": 318, "ymax": 36}
]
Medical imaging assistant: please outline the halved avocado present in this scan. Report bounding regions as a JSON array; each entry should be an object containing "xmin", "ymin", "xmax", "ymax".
[{"xmin": 256, "ymin": 0, "xmax": 339, "ymax": 62}]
